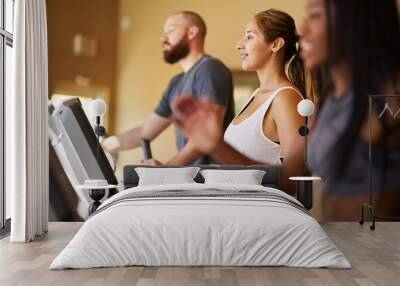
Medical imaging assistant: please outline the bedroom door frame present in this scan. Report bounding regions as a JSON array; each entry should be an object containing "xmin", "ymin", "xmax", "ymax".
[{"xmin": 0, "ymin": 0, "xmax": 14, "ymax": 231}]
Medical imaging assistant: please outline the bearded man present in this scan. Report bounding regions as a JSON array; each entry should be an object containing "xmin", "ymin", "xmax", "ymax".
[{"xmin": 103, "ymin": 11, "xmax": 234, "ymax": 165}]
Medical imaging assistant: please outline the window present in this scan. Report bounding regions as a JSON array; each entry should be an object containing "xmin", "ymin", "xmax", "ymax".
[{"xmin": 1, "ymin": 0, "xmax": 14, "ymax": 231}]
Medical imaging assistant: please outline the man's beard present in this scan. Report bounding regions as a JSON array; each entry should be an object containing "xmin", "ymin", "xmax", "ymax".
[{"xmin": 163, "ymin": 37, "xmax": 190, "ymax": 64}]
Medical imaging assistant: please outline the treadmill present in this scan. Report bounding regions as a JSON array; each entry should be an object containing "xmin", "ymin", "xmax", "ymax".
[{"xmin": 48, "ymin": 98, "xmax": 118, "ymax": 220}]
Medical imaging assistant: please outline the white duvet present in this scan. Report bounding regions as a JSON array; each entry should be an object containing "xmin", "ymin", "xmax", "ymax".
[{"xmin": 50, "ymin": 183, "xmax": 351, "ymax": 269}]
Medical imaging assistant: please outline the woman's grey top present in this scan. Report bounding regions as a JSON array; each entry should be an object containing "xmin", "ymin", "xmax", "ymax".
[{"xmin": 308, "ymin": 91, "xmax": 400, "ymax": 194}]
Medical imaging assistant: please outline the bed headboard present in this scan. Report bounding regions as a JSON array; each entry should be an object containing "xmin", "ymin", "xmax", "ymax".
[{"xmin": 123, "ymin": 165, "xmax": 280, "ymax": 189}]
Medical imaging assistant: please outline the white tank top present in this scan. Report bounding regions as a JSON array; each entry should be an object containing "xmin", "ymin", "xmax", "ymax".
[{"xmin": 224, "ymin": 86, "xmax": 303, "ymax": 165}]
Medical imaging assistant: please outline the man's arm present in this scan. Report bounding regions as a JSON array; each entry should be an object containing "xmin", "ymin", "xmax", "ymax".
[
  {"xmin": 103, "ymin": 112, "xmax": 171, "ymax": 154},
  {"xmin": 165, "ymin": 140, "xmax": 202, "ymax": 165}
]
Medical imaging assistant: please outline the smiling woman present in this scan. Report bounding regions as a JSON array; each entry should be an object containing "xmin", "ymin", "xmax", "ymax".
[
  {"xmin": 173, "ymin": 9, "xmax": 312, "ymax": 194},
  {"xmin": 223, "ymin": 9, "xmax": 309, "ymax": 166},
  {"xmin": 300, "ymin": 0, "xmax": 400, "ymax": 221}
]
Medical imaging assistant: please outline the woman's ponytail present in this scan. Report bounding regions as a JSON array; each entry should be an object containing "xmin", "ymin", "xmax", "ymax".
[{"xmin": 288, "ymin": 50, "xmax": 306, "ymax": 97}]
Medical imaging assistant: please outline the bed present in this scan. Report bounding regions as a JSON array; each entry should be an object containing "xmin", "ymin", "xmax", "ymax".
[{"xmin": 50, "ymin": 165, "xmax": 350, "ymax": 269}]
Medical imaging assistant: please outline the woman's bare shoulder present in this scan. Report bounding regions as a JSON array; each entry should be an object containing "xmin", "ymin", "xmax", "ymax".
[{"xmin": 272, "ymin": 87, "xmax": 303, "ymax": 109}]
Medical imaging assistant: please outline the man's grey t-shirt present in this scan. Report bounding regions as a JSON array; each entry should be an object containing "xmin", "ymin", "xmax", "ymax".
[{"xmin": 154, "ymin": 54, "xmax": 234, "ymax": 165}]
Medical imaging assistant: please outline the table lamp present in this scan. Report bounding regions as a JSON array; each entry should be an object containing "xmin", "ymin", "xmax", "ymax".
[
  {"xmin": 289, "ymin": 99, "xmax": 319, "ymax": 210},
  {"xmin": 297, "ymin": 99, "xmax": 315, "ymax": 167},
  {"xmin": 79, "ymin": 99, "xmax": 114, "ymax": 215}
]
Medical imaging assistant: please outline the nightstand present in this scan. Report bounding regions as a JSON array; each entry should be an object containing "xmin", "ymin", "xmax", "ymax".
[
  {"xmin": 289, "ymin": 176, "xmax": 321, "ymax": 210},
  {"xmin": 77, "ymin": 180, "xmax": 117, "ymax": 215}
]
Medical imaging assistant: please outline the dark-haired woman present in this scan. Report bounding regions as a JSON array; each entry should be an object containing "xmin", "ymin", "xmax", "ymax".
[{"xmin": 300, "ymin": 0, "xmax": 400, "ymax": 220}]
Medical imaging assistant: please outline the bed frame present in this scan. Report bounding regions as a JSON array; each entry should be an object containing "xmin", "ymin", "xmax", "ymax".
[
  {"xmin": 123, "ymin": 164, "xmax": 281, "ymax": 189},
  {"xmin": 123, "ymin": 164, "xmax": 314, "ymax": 210}
]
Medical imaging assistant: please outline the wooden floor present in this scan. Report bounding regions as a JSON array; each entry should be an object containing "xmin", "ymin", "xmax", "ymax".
[{"xmin": 0, "ymin": 222, "xmax": 399, "ymax": 286}]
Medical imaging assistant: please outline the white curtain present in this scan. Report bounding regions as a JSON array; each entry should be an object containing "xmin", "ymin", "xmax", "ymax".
[{"xmin": 7, "ymin": 0, "xmax": 49, "ymax": 242}]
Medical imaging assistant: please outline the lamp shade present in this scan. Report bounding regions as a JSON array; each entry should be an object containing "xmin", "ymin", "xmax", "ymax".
[
  {"xmin": 297, "ymin": 99, "xmax": 314, "ymax": 117},
  {"xmin": 89, "ymin": 99, "xmax": 107, "ymax": 117}
]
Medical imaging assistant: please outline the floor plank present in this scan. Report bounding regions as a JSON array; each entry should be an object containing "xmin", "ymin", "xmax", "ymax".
[{"xmin": 0, "ymin": 222, "xmax": 399, "ymax": 286}]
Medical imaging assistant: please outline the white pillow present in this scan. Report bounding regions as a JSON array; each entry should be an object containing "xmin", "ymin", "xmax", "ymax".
[
  {"xmin": 135, "ymin": 167, "xmax": 201, "ymax": 186},
  {"xmin": 200, "ymin": 169, "xmax": 266, "ymax": 185}
]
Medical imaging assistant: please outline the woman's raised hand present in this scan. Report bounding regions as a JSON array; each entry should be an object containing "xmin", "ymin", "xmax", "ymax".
[{"xmin": 172, "ymin": 95, "xmax": 224, "ymax": 154}]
